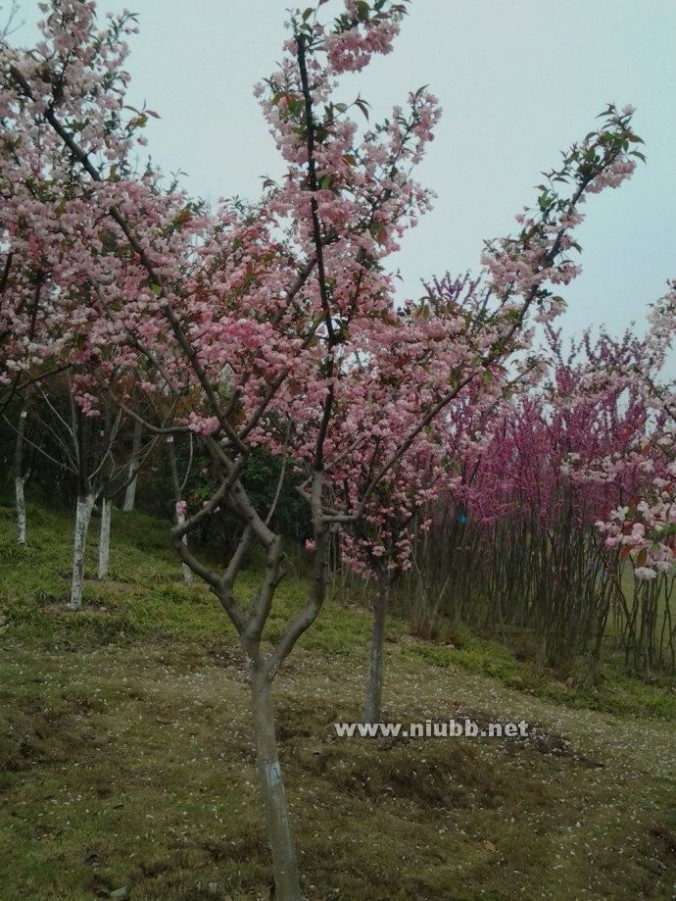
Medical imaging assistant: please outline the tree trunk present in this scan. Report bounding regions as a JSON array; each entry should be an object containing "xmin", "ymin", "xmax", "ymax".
[
  {"xmin": 15, "ymin": 476, "xmax": 27, "ymax": 546},
  {"xmin": 250, "ymin": 666, "xmax": 301, "ymax": 901},
  {"xmin": 67, "ymin": 492, "xmax": 96, "ymax": 610},
  {"xmin": 98, "ymin": 496, "xmax": 112, "ymax": 580},
  {"xmin": 176, "ymin": 502, "xmax": 193, "ymax": 585},
  {"xmin": 166, "ymin": 436, "xmax": 193, "ymax": 585},
  {"xmin": 14, "ymin": 408, "xmax": 28, "ymax": 545},
  {"xmin": 363, "ymin": 570, "xmax": 390, "ymax": 724},
  {"xmin": 122, "ymin": 418, "xmax": 142, "ymax": 511}
]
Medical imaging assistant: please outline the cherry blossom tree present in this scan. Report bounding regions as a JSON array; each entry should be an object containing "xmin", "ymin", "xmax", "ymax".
[
  {"xmin": 0, "ymin": 0, "xmax": 648, "ymax": 896},
  {"xmin": 332, "ymin": 94, "xmax": 648, "ymax": 715},
  {"xmin": 592, "ymin": 284, "xmax": 675, "ymax": 581},
  {"xmin": 573, "ymin": 286, "xmax": 676, "ymax": 675}
]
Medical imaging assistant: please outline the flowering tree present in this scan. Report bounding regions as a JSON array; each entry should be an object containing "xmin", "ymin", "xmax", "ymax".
[
  {"xmin": 331, "ymin": 94, "xmax": 648, "ymax": 716},
  {"xmin": 592, "ymin": 284, "xmax": 675, "ymax": 581},
  {"xmin": 0, "ymin": 0, "xmax": 648, "ymax": 896},
  {"xmin": 574, "ymin": 286, "xmax": 676, "ymax": 676},
  {"xmin": 403, "ymin": 312, "xmax": 673, "ymax": 679}
]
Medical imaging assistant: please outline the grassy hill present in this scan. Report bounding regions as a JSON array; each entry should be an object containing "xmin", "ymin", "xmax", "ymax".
[{"xmin": 0, "ymin": 503, "xmax": 674, "ymax": 900}]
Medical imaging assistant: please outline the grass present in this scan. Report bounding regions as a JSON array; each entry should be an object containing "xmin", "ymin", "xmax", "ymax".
[
  {"xmin": 0, "ymin": 501, "xmax": 675, "ymax": 899},
  {"xmin": 399, "ymin": 620, "xmax": 676, "ymax": 720}
]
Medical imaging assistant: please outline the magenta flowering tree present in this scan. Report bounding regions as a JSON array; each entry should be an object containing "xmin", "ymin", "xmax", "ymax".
[
  {"xmin": 0, "ymin": 0, "xmax": 649, "ymax": 895},
  {"xmin": 403, "ymin": 318, "xmax": 665, "ymax": 677}
]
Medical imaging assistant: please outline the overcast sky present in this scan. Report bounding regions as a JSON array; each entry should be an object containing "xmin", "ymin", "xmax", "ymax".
[{"xmin": 11, "ymin": 0, "xmax": 676, "ymax": 360}]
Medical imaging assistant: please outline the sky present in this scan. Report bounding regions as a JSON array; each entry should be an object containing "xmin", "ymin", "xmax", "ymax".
[{"xmin": 9, "ymin": 0, "xmax": 676, "ymax": 360}]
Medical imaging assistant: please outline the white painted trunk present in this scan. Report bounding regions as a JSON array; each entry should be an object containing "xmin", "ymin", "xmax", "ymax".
[
  {"xmin": 122, "ymin": 468, "xmax": 138, "ymax": 512},
  {"xmin": 363, "ymin": 573, "xmax": 389, "ymax": 724},
  {"xmin": 67, "ymin": 493, "xmax": 96, "ymax": 610},
  {"xmin": 176, "ymin": 503, "xmax": 193, "ymax": 585},
  {"xmin": 15, "ymin": 408, "xmax": 28, "ymax": 546},
  {"xmin": 122, "ymin": 420, "xmax": 143, "ymax": 512},
  {"xmin": 98, "ymin": 497, "xmax": 112, "ymax": 580},
  {"xmin": 251, "ymin": 667, "xmax": 301, "ymax": 900},
  {"xmin": 15, "ymin": 476, "xmax": 27, "ymax": 546},
  {"xmin": 122, "ymin": 420, "xmax": 143, "ymax": 513}
]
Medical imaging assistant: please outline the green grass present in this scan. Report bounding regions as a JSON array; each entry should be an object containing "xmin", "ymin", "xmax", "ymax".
[
  {"xmin": 399, "ymin": 620, "xmax": 676, "ymax": 721},
  {"xmin": 0, "ymin": 501, "xmax": 675, "ymax": 899}
]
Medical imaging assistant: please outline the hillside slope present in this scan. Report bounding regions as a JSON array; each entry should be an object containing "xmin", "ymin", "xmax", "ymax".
[{"xmin": 0, "ymin": 504, "xmax": 674, "ymax": 900}]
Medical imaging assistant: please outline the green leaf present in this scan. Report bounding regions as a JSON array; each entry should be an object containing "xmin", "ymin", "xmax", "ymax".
[
  {"xmin": 355, "ymin": 98, "xmax": 370, "ymax": 121},
  {"xmin": 355, "ymin": 0, "xmax": 370, "ymax": 21}
]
